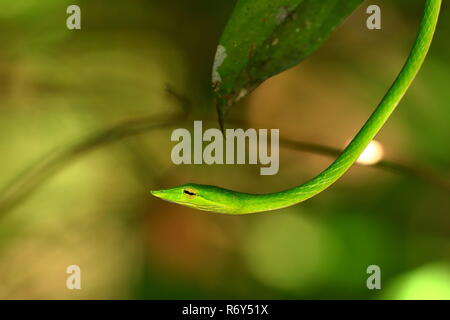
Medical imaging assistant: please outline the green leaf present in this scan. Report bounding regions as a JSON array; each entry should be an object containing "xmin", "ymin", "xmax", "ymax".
[{"xmin": 212, "ymin": 0, "xmax": 364, "ymax": 126}]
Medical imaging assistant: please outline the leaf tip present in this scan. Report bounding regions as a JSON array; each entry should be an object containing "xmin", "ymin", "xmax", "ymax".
[{"xmin": 216, "ymin": 102, "xmax": 225, "ymax": 133}]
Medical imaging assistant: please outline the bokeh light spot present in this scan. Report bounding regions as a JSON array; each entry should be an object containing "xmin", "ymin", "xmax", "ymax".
[
  {"xmin": 384, "ymin": 263, "xmax": 450, "ymax": 300},
  {"xmin": 357, "ymin": 140, "xmax": 384, "ymax": 165},
  {"xmin": 243, "ymin": 211, "xmax": 333, "ymax": 291}
]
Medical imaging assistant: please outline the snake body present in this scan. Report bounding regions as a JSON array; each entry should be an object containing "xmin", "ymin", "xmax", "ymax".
[{"xmin": 151, "ymin": 0, "xmax": 441, "ymax": 214}]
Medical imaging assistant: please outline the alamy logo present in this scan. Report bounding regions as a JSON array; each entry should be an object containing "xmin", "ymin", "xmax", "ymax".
[
  {"xmin": 66, "ymin": 5, "xmax": 81, "ymax": 30},
  {"xmin": 366, "ymin": 5, "xmax": 381, "ymax": 30},
  {"xmin": 66, "ymin": 265, "xmax": 81, "ymax": 290},
  {"xmin": 171, "ymin": 121, "xmax": 279, "ymax": 175},
  {"xmin": 366, "ymin": 265, "xmax": 381, "ymax": 290}
]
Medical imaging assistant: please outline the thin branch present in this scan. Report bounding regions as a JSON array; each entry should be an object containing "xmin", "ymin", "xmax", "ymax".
[
  {"xmin": 0, "ymin": 112, "xmax": 448, "ymax": 218},
  {"xmin": 226, "ymin": 118, "xmax": 450, "ymax": 191},
  {"xmin": 0, "ymin": 114, "xmax": 186, "ymax": 216},
  {"xmin": 279, "ymin": 137, "xmax": 450, "ymax": 191}
]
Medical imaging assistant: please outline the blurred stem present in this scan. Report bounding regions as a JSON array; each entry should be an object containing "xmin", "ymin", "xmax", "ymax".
[
  {"xmin": 226, "ymin": 118, "xmax": 450, "ymax": 191},
  {"xmin": 0, "ymin": 113, "xmax": 186, "ymax": 216},
  {"xmin": 0, "ymin": 110, "xmax": 448, "ymax": 218},
  {"xmin": 278, "ymin": 137, "xmax": 450, "ymax": 191}
]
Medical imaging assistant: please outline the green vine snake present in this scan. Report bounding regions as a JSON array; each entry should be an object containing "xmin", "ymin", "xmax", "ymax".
[{"xmin": 151, "ymin": 0, "xmax": 442, "ymax": 214}]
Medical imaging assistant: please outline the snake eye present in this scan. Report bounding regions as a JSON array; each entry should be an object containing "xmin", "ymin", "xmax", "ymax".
[{"xmin": 183, "ymin": 188, "xmax": 197, "ymax": 198}]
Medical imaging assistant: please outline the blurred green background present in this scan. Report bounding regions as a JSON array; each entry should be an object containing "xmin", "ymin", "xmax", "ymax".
[{"xmin": 0, "ymin": 0, "xmax": 448, "ymax": 299}]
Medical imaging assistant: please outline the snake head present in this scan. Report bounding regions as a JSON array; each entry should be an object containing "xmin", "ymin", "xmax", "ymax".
[{"xmin": 150, "ymin": 183, "xmax": 242, "ymax": 214}]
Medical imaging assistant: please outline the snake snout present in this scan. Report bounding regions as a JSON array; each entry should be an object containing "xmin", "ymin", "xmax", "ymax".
[{"xmin": 150, "ymin": 190, "xmax": 166, "ymax": 199}]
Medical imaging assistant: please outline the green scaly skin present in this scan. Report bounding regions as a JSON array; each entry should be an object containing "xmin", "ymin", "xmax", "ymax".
[{"xmin": 151, "ymin": 0, "xmax": 441, "ymax": 214}]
